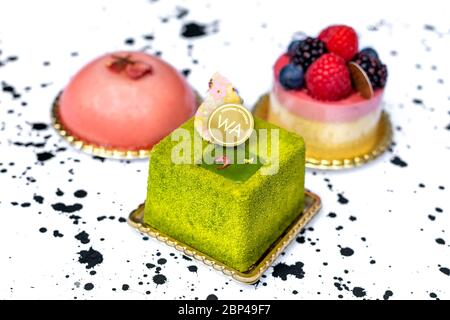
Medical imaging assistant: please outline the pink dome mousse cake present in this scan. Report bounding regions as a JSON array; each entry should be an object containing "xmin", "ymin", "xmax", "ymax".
[
  {"xmin": 58, "ymin": 51, "xmax": 197, "ymax": 152},
  {"xmin": 267, "ymin": 25, "xmax": 388, "ymax": 160}
]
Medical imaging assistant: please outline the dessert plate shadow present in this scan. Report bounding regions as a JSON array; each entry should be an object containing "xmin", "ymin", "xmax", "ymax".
[
  {"xmin": 128, "ymin": 190, "xmax": 321, "ymax": 284},
  {"xmin": 253, "ymin": 94, "xmax": 393, "ymax": 170}
]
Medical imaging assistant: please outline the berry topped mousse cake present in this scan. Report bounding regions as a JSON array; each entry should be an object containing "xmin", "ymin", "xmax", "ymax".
[
  {"xmin": 268, "ymin": 25, "xmax": 388, "ymax": 160},
  {"xmin": 144, "ymin": 74, "xmax": 306, "ymax": 272},
  {"xmin": 57, "ymin": 51, "xmax": 197, "ymax": 154}
]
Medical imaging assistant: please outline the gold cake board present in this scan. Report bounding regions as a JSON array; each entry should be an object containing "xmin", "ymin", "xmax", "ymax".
[
  {"xmin": 253, "ymin": 94, "xmax": 393, "ymax": 170},
  {"xmin": 128, "ymin": 190, "xmax": 321, "ymax": 284}
]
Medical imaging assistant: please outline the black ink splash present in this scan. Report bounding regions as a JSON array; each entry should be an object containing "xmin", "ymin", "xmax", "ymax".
[
  {"xmin": 391, "ymin": 156, "xmax": 408, "ymax": 168},
  {"xmin": 51, "ymin": 202, "xmax": 83, "ymax": 213},
  {"xmin": 337, "ymin": 193, "xmax": 349, "ymax": 204},
  {"xmin": 339, "ymin": 246, "xmax": 354, "ymax": 257},
  {"xmin": 352, "ymin": 287, "xmax": 366, "ymax": 298},
  {"xmin": 272, "ymin": 262, "xmax": 305, "ymax": 280},
  {"xmin": 153, "ymin": 274, "xmax": 167, "ymax": 285},
  {"xmin": 36, "ymin": 152, "xmax": 55, "ymax": 162},
  {"xmin": 75, "ymin": 231, "xmax": 90, "ymax": 244},
  {"xmin": 383, "ymin": 290, "xmax": 393, "ymax": 300},
  {"xmin": 187, "ymin": 265, "xmax": 198, "ymax": 273},
  {"xmin": 74, "ymin": 190, "xmax": 87, "ymax": 198},
  {"xmin": 78, "ymin": 247, "xmax": 103, "ymax": 269},
  {"xmin": 181, "ymin": 22, "xmax": 207, "ymax": 38}
]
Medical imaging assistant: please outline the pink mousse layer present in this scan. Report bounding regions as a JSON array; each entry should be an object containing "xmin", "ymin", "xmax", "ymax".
[
  {"xmin": 273, "ymin": 54, "xmax": 383, "ymax": 122},
  {"xmin": 59, "ymin": 51, "xmax": 197, "ymax": 150}
]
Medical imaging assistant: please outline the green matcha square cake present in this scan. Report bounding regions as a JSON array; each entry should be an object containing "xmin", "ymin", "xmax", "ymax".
[{"xmin": 144, "ymin": 117, "xmax": 305, "ymax": 272}]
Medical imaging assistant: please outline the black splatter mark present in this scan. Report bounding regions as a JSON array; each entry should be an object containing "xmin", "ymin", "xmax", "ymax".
[
  {"xmin": 53, "ymin": 230, "xmax": 64, "ymax": 238},
  {"xmin": 51, "ymin": 203, "xmax": 83, "ymax": 213},
  {"xmin": 31, "ymin": 123, "xmax": 48, "ymax": 130},
  {"xmin": 1, "ymin": 81, "xmax": 21, "ymax": 99},
  {"xmin": 146, "ymin": 263, "xmax": 155, "ymax": 269},
  {"xmin": 328, "ymin": 212, "xmax": 337, "ymax": 218},
  {"xmin": 182, "ymin": 255, "xmax": 192, "ymax": 261},
  {"xmin": 69, "ymin": 215, "xmax": 82, "ymax": 225},
  {"xmin": 78, "ymin": 247, "xmax": 103, "ymax": 269},
  {"xmin": 181, "ymin": 68, "xmax": 191, "ymax": 77},
  {"xmin": 181, "ymin": 22, "xmax": 208, "ymax": 38},
  {"xmin": 340, "ymin": 247, "xmax": 354, "ymax": 257},
  {"xmin": 352, "ymin": 287, "xmax": 366, "ymax": 298},
  {"xmin": 122, "ymin": 284, "xmax": 129, "ymax": 291},
  {"xmin": 33, "ymin": 194, "xmax": 44, "ymax": 204},
  {"xmin": 272, "ymin": 262, "xmax": 305, "ymax": 280},
  {"xmin": 92, "ymin": 156, "xmax": 105, "ymax": 162},
  {"xmin": 153, "ymin": 274, "xmax": 167, "ymax": 285},
  {"xmin": 97, "ymin": 216, "xmax": 106, "ymax": 221},
  {"xmin": 118, "ymin": 217, "xmax": 126, "ymax": 223},
  {"xmin": 36, "ymin": 152, "xmax": 54, "ymax": 162},
  {"xmin": 383, "ymin": 290, "xmax": 393, "ymax": 300},
  {"xmin": 157, "ymin": 258, "xmax": 167, "ymax": 265},
  {"xmin": 391, "ymin": 156, "xmax": 408, "ymax": 168},
  {"xmin": 84, "ymin": 283, "xmax": 94, "ymax": 291},
  {"xmin": 337, "ymin": 193, "xmax": 349, "ymax": 204},
  {"xmin": 333, "ymin": 277, "xmax": 350, "ymax": 292},
  {"xmin": 206, "ymin": 294, "xmax": 218, "ymax": 300},
  {"xmin": 39, "ymin": 227, "xmax": 47, "ymax": 233},
  {"xmin": 21, "ymin": 202, "xmax": 30, "ymax": 208},
  {"xmin": 436, "ymin": 238, "xmax": 445, "ymax": 245},
  {"xmin": 176, "ymin": 7, "xmax": 189, "ymax": 19},
  {"xmin": 439, "ymin": 267, "xmax": 450, "ymax": 276},
  {"xmin": 75, "ymin": 231, "xmax": 90, "ymax": 244},
  {"xmin": 430, "ymin": 292, "xmax": 439, "ymax": 300},
  {"xmin": 412, "ymin": 98, "xmax": 423, "ymax": 105},
  {"xmin": 187, "ymin": 265, "xmax": 197, "ymax": 273},
  {"xmin": 124, "ymin": 38, "xmax": 135, "ymax": 45},
  {"xmin": 13, "ymin": 141, "xmax": 46, "ymax": 148},
  {"xmin": 74, "ymin": 190, "xmax": 87, "ymax": 198},
  {"xmin": 56, "ymin": 188, "xmax": 64, "ymax": 196}
]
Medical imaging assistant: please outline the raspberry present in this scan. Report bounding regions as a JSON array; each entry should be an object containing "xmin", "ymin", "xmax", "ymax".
[
  {"xmin": 319, "ymin": 25, "xmax": 358, "ymax": 61},
  {"xmin": 305, "ymin": 53, "xmax": 352, "ymax": 101}
]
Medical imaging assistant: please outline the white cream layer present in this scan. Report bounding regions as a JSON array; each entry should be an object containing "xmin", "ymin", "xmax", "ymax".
[{"xmin": 268, "ymin": 93, "xmax": 382, "ymax": 146}]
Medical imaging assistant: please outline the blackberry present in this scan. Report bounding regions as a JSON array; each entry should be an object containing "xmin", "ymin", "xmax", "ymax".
[
  {"xmin": 353, "ymin": 53, "xmax": 388, "ymax": 89},
  {"xmin": 291, "ymin": 37, "xmax": 327, "ymax": 70}
]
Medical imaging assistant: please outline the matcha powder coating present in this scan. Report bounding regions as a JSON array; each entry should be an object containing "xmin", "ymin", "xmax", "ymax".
[{"xmin": 144, "ymin": 117, "xmax": 305, "ymax": 272}]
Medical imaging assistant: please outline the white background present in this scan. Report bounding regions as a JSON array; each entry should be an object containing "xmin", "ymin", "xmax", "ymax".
[{"xmin": 0, "ymin": 0, "xmax": 449, "ymax": 299}]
